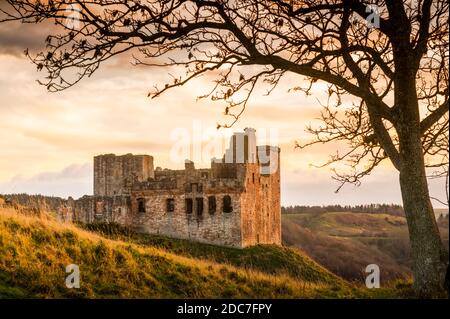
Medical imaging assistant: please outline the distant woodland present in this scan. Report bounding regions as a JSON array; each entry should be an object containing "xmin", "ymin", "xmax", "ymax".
[{"xmin": 282, "ymin": 204, "xmax": 408, "ymax": 216}]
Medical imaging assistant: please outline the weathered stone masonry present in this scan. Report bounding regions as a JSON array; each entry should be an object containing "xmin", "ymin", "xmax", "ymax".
[{"xmin": 59, "ymin": 128, "xmax": 281, "ymax": 248}]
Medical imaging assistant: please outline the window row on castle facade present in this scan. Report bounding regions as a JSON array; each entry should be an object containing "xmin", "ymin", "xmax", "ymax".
[
  {"xmin": 136, "ymin": 196, "xmax": 233, "ymax": 215},
  {"xmin": 183, "ymin": 195, "xmax": 232, "ymax": 215}
]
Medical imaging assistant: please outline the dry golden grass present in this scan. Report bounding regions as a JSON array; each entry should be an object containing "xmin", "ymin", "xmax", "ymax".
[{"xmin": 0, "ymin": 207, "xmax": 335, "ymax": 298}]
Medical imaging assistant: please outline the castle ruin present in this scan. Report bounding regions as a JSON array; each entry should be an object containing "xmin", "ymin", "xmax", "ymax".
[{"xmin": 60, "ymin": 128, "xmax": 281, "ymax": 248}]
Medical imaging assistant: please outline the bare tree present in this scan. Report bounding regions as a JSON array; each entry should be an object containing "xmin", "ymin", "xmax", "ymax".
[{"xmin": 1, "ymin": 0, "xmax": 448, "ymax": 297}]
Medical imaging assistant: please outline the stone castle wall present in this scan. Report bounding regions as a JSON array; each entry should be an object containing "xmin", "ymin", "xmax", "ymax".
[
  {"xmin": 72, "ymin": 195, "xmax": 132, "ymax": 225},
  {"xmin": 131, "ymin": 190, "xmax": 242, "ymax": 247},
  {"xmin": 128, "ymin": 162, "xmax": 246, "ymax": 246}
]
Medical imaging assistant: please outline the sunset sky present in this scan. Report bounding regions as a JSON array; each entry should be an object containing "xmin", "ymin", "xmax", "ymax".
[{"xmin": 0, "ymin": 22, "xmax": 447, "ymax": 207}]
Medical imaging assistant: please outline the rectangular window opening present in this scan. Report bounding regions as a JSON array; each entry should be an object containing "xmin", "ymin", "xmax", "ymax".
[
  {"xmin": 196, "ymin": 197, "xmax": 204, "ymax": 215},
  {"xmin": 166, "ymin": 198, "xmax": 175, "ymax": 212},
  {"xmin": 185, "ymin": 198, "xmax": 193, "ymax": 214},
  {"xmin": 223, "ymin": 195, "xmax": 233, "ymax": 213},
  {"xmin": 208, "ymin": 196, "xmax": 216, "ymax": 214},
  {"xmin": 137, "ymin": 198, "xmax": 146, "ymax": 213}
]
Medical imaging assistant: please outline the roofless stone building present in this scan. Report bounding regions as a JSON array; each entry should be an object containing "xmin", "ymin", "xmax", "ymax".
[{"xmin": 59, "ymin": 128, "xmax": 281, "ymax": 247}]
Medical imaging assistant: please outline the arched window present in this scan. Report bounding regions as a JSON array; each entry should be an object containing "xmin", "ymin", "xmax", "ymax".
[
  {"xmin": 223, "ymin": 195, "xmax": 233, "ymax": 213},
  {"xmin": 137, "ymin": 198, "xmax": 146, "ymax": 213}
]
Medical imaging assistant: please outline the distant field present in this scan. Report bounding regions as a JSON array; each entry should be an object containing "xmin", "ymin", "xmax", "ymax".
[{"xmin": 281, "ymin": 212, "xmax": 449, "ymax": 283}]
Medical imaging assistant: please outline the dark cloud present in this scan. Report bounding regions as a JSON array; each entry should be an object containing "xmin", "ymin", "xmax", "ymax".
[{"xmin": 0, "ymin": 22, "xmax": 54, "ymax": 57}]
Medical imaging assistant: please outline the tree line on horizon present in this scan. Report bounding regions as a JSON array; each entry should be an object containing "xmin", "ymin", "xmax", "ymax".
[{"xmin": 282, "ymin": 204, "xmax": 407, "ymax": 216}]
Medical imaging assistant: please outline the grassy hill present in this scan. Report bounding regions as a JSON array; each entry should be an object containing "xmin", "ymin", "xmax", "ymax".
[
  {"xmin": 80, "ymin": 222, "xmax": 343, "ymax": 286},
  {"xmin": 282, "ymin": 212, "xmax": 449, "ymax": 282},
  {"xmin": 1, "ymin": 206, "xmax": 402, "ymax": 299}
]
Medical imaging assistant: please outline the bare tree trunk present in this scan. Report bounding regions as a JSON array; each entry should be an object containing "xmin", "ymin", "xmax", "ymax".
[{"xmin": 397, "ymin": 108, "xmax": 447, "ymax": 298}]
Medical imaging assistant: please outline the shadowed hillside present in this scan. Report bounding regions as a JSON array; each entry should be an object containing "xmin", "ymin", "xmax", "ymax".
[{"xmin": 282, "ymin": 212, "xmax": 449, "ymax": 282}]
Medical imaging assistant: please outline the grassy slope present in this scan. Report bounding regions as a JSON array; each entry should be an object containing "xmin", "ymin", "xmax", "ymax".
[
  {"xmin": 81, "ymin": 222, "xmax": 342, "ymax": 286},
  {"xmin": 2, "ymin": 207, "xmax": 394, "ymax": 299}
]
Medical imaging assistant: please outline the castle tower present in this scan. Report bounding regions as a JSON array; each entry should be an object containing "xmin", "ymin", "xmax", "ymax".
[{"xmin": 94, "ymin": 154, "xmax": 154, "ymax": 196}]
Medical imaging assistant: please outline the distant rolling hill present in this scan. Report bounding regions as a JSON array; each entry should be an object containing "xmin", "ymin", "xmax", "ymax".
[{"xmin": 282, "ymin": 212, "xmax": 449, "ymax": 283}]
